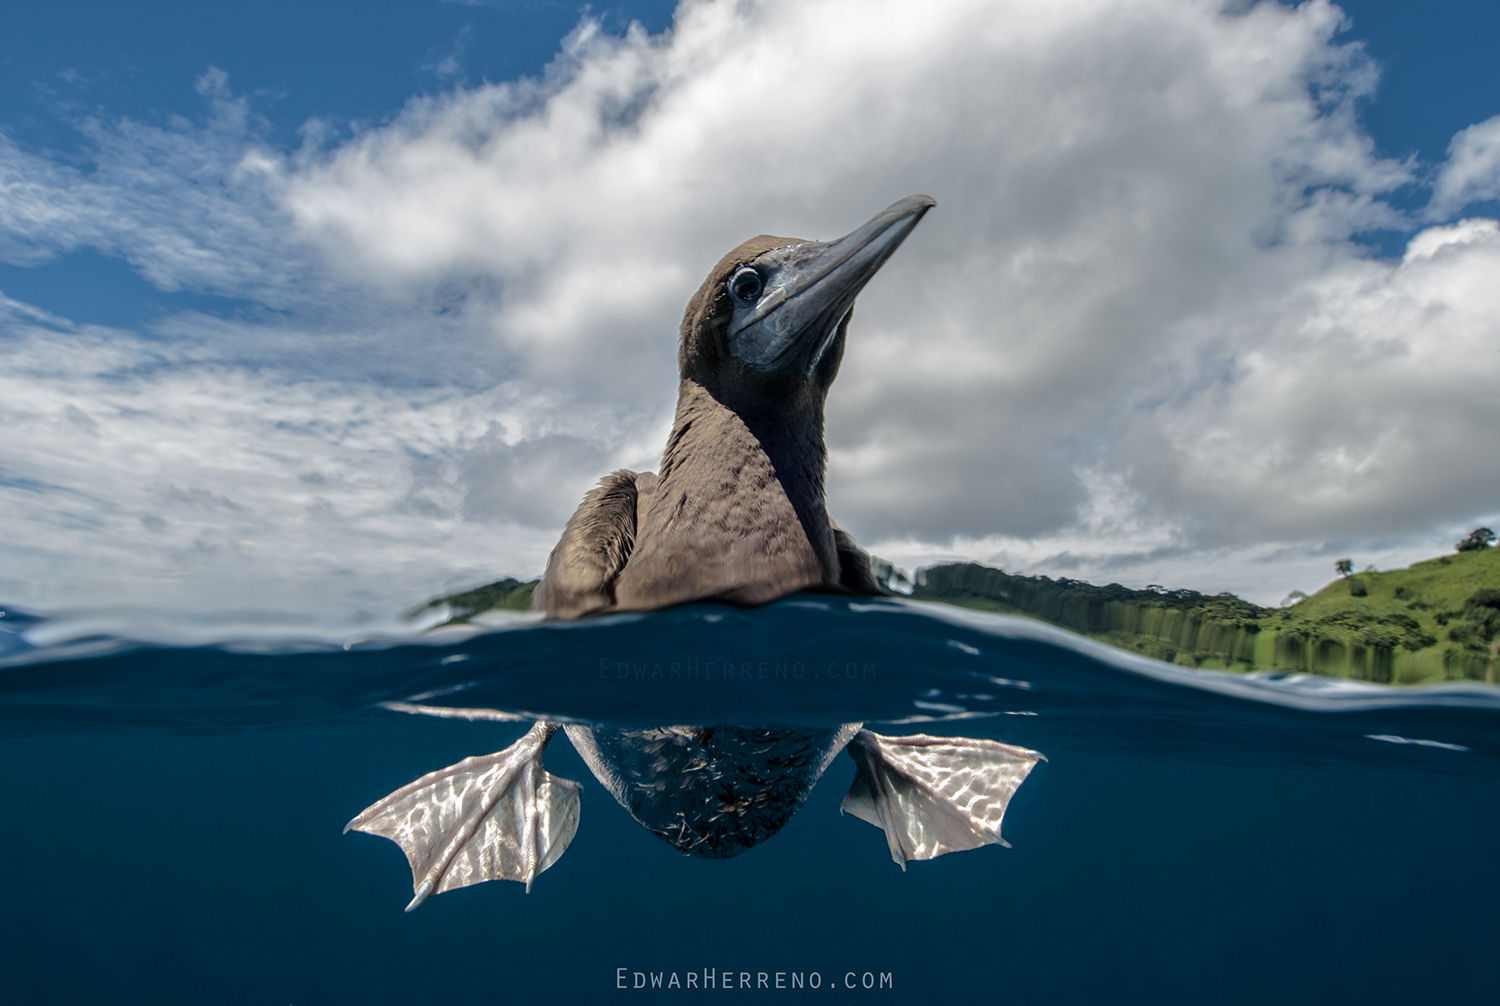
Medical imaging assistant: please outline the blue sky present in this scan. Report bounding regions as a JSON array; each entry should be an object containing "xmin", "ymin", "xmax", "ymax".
[
  {"xmin": 2, "ymin": 0, "xmax": 1498, "ymax": 630},
  {"xmin": 0, "ymin": 1, "xmax": 676, "ymax": 329}
]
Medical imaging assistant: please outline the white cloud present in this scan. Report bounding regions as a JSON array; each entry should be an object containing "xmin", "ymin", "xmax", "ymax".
[
  {"xmin": 0, "ymin": 309, "xmax": 556, "ymax": 618},
  {"xmin": 0, "ymin": 71, "xmax": 319, "ymax": 305},
  {"xmin": 1403, "ymin": 217, "xmax": 1500, "ymax": 262},
  {"xmin": 1428, "ymin": 114, "xmax": 1500, "ymax": 220},
  {"xmin": 1121, "ymin": 222, "xmax": 1500, "ymax": 539},
  {"xmin": 2, "ymin": 0, "xmax": 1498, "ymax": 621}
]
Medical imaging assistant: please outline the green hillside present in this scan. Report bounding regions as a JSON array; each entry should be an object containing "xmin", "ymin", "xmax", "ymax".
[
  {"xmin": 406, "ymin": 576, "xmax": 536, "ymax": 624},
  {"xmin": 413, "ymin": 544, "xmax": 1500, "ymax": 686},
  {"xmin": 911, "ymin": 546, "xmax": 1500, "ymax": 685}
]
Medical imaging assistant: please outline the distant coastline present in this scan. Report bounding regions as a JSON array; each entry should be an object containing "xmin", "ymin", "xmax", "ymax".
[
  {"xmin": 906, "ymin": 547, "xmax": 1499, "ymax": 686},
  {"xmin": 419, "ymin": 543, "xmax": 1500, "ymax": 687}
]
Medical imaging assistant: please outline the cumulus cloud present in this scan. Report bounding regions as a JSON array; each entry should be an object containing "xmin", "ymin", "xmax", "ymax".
[
  {"xmin": 1428, "ymin": 115, "xmax": 1500, "ymax": 220},
  {"xmin": 0, "ymin": 301, "xmax": 578, "ymax": 619},
  {"xmin": 2, "ymin": 0, "xmax": 1498, "ymax": 620}
]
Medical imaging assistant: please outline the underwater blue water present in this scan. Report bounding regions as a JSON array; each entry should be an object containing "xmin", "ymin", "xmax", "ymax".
[{"xmin": 1, "ymin": 596, "xmax": 1497, "ymax": 1004}]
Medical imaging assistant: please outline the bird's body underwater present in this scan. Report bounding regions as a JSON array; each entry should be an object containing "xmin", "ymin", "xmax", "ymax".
[{"xmin": 346, "ymin": 196, "xmax": 1046, "ymax": 909}]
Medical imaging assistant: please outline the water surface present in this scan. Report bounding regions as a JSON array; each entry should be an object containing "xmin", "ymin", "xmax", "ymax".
[{"xmin": 1, "ymin": 597, "xmax": 1495, "ymax": 1003}]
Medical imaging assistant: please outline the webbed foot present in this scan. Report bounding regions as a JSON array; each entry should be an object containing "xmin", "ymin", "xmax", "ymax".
[
  {"xmin": 345, "ymin": 721, "xmax": 580, "ymax": 909},
  {"xmin": 842, "ymin": 729, "xmax": 1045, "ymax": 869}
]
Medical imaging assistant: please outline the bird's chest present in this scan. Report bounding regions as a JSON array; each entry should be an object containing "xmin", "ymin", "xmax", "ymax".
[{"xmin": 613, "ymin": 445, "xmax": 838, "ymax": 610}]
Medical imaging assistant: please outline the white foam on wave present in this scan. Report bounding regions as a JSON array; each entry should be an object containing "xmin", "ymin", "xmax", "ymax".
[{"xmin": 1365, "ymin": 734, "xmax": 1471, "ymax": 752}]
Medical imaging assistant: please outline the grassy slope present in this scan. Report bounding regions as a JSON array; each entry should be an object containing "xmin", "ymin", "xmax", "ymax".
[
  {"xmin": 1263, "ymin": 547, "xmax": 1500, "ymax": 683},
  {"xmin": 911, "ymin": 547, "xmax": 1500, "ymax": 685}
]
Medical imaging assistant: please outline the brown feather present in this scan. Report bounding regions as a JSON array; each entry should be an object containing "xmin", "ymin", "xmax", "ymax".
[{"xmin": 533, "ymin": 469, "xmax": 652, "ymax": 619}]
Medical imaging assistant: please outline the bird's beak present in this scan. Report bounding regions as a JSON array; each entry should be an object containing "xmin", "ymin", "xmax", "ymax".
[{"xmin": 727, "ymin": 194, "xmax": 936, "ymax": 375}]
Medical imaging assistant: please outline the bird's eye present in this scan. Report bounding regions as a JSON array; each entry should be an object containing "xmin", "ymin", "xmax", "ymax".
[{"xmin": 728, "ymin": 266, "xmax": 764, "ymax": 306}]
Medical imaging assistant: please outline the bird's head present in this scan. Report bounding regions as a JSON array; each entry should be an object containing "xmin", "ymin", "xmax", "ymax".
[{"xmin": 679, "ymin": 195, "xmax": 935, "ymax": 413}]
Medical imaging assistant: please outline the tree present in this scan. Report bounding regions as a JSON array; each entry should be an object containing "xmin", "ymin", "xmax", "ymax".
[
  {"xmin": 1335, "ymin": 558, "xmax": 1353, "ymax": 577},
  {"xmin": 1456, "ymin": 527, "xmax": 1496, "ymax": 552}
]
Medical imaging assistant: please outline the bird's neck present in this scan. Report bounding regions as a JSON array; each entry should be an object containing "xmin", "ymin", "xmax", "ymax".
[{"xmin": 658, "ymin": 378, "xmax": 835, "ymax": 573}]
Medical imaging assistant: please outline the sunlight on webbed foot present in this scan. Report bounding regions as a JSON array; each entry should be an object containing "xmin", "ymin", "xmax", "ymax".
[
  {"xmin": 345, "ymin": 721, "xmax": 580, "ymax": 909},
  {"xmin": 842, "ymin": 729, "xmax": 1045, "ymax": 869}
]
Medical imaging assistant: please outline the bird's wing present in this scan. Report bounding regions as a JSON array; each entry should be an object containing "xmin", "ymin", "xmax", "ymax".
[
  {"xmin": 532, "ymin": 469, "xmax": 656, "ymax": 618},
  {"xmin": 831, "ymin": 521, "xmax": 884, "ymax": 595},
  {"xmin": 344, "ymin": 721, "xmax": 580, "ymax": 909},
  {"xmin": 841, "ymin": 729, "xmax": 1045, "ymax": 869}
]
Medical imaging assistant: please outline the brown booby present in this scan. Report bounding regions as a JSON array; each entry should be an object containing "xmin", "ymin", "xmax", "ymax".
[
  {"xmin": 532, "ymin": 194, "xmax": 938, "ymax": 618},
  {"xmin": 346, "ymin": 197, "xmax": 1046, "ymax": 909}
]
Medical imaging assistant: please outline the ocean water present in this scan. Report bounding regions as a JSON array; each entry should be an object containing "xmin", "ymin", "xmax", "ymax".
[{"xmin": 1, "ymin": 595, "xmax": 1496, "ymax": 1004}]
